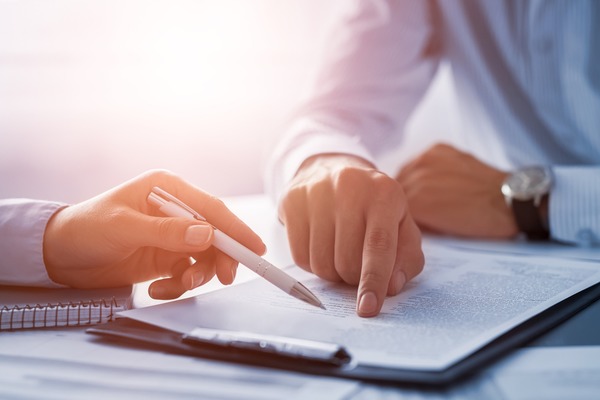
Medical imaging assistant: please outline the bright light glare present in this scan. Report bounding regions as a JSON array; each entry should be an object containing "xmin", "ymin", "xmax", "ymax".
[{"xmin": 0, "ymin": 1, "xmax": 341, "ymax": 200}]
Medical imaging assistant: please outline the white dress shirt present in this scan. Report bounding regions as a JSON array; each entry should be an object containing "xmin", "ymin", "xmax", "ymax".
[
  {"xmin": 0, "ymin": 199, "xmax": 65, "ymax": 287},
  {"xmin": 267, "ymin": 0, "xmax": 600, "ymax": 245}
]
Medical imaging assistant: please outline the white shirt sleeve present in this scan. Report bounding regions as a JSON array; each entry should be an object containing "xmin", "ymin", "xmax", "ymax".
[
  {"xmin": 0, "ymin": 199, "xmax": 67, "ymax": 287},
  {"xmin": 550, "ymin": 167, "xmax": 600, "ymax": 246},
  {"xmin": 265, "ymin": 0, "xmax": 440, "ymax": 203}
]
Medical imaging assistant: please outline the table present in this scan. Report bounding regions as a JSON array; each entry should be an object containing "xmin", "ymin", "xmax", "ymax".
[{"xmin": 1, "ymin": 195, "xmax": 598, "ymax": 399}]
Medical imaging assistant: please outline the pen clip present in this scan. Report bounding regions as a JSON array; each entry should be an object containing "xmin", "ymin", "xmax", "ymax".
[
  {"xmin": 149, "ymin": 187, "xmax": 207, "ymax": 222},
  {"xmin": 183, "ymin": 327, "xmax": 351, "ymax": 367}
]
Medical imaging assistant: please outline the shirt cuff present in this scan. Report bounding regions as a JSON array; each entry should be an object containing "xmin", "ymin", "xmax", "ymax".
[
  {"xmin": 549, "ymin": 166, "xmax": 600, "ymax": 245},
  {"xmin": 0, "ymin": 199, "xmax": 68, "ymax": 287}
]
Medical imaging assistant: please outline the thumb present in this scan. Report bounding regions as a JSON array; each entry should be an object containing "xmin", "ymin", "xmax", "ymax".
[{"xmin": 126, "ymin": 213, "xmax": 214, "ymax": 253}]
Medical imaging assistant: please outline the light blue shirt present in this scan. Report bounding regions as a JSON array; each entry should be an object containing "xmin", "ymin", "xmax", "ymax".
[
  {"xmin": 0, "ymin": 200, "xmax": 65, "ymax": 287},
  {"xmin": 268, "ymin": 0, "xmax": 600, "ymax": 245}
]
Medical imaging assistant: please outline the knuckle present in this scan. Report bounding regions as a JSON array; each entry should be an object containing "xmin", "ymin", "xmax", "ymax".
[
  {"xmin": 145, "ymin": 168, "xmax": 175, "ymax": 181},
  {"xmin": 205, "ymin": 195, "xmax": 228, "ymax": 217},
  {"xmin": 333, "ymin": 167, "xmax": 361, "ymax": 188},
  {"xmin": 291, "ymin": 249, "xmax": 310, "ymax": 270},
  {"xmin": 336, "ymin": 267, "xmax": 360, "ymax": 285},
  {"xmin": 366, "ymin": 228, "xmax": 393, "ymax": 252},
  {"xmin": 156, "ymin": 217, "xmax": 177, "ymax": 239},
  {"xmin": 310, "ymin": 254, "xmax": 339, "ymax": 282},
  {"xmin": 361, "ymin": 270, "xmax": 388, "ymax": 287},
  {"xmin": 400, "ymin": 249, "xmax": 425, "ymax": 280}
]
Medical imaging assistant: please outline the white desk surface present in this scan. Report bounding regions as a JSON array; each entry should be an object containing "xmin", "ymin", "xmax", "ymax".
[{"xmin": 1, "ymin": 195, "xmax": 599, "ymax": 399}]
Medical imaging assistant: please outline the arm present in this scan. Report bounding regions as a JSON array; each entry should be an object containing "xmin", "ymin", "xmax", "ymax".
[
  {"xmin": 2, "ymin": 170, "xmax": 266, "ymax": 300},
  {"xmin": 396, "ymin": 144, "xmax": 600, "ymax": 246},
  {"xmin": 268, "ymin": 0, "xmax": 441, "ymax": 200},
  {"xmin": 267, "ymin": 0, "xmax": 440, "ymax": 316}
]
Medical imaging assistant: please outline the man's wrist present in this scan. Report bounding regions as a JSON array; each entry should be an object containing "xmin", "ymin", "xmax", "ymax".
[{"xmin": 297, "ymin": 153, "xmax": 375, "ymax": 176}]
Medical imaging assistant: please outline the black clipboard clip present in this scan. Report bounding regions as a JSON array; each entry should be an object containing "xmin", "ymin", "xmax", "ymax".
[{"xmin": 183, "ymin": 327, "xmax": 351, "ymax": 367}]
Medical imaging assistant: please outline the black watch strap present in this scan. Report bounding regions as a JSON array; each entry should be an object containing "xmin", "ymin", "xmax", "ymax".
[{"xmin": 511, "ymin": 199, "xmax": 549, "ymax": 240}]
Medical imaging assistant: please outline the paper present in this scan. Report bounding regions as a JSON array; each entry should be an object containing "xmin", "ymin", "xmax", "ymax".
[
  {"xmin": 0, "ymin": 328, "xmax": 359, "ymax": 400},
  {"xmin": 121, "ymin": 244, "xmax": 600, "ymax": 371}
]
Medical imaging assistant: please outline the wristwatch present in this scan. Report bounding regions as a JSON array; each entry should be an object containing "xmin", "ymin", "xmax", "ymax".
[{"xmin": 501, "ymin": 166, "xmax": 553, "ymax": 240}]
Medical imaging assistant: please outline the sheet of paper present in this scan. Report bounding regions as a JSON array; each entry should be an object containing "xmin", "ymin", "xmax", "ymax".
[
  {"xmin": 0, "ymin": 328, "xmax": 359, "ymax": 400},
  {"xmin": 122, "ymin": 245, "xmax": 600, "ymax": 371}
]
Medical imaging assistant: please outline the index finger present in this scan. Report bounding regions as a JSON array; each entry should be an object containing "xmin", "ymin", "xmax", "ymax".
[
  {"xmin": 141, "ymin": 170, "xmax": 267, "ymax": 256},
  {"xmin": 356, "ymin": 213, "xmax": 400, "ymax": 318}
]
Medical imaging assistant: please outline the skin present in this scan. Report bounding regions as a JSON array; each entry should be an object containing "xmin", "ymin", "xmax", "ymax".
[
  {"xmin": 43, "ymin": 169, "xmax": 266, "ymax": 300},
  {"xmin": 396, "ymin": 143, "xmax": 518, "ymax": 238},
  {"xmin": 279, "ymin": 154, "xmax": 425, "ymax": 318}
]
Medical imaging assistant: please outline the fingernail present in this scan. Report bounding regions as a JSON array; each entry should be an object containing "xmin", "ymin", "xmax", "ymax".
[
  {"xmin": 191, "ymin": 270, "xmax": 205, "ymax": 289},
  {"xmin": 392, "ymin": 270, "xmax": 406, "ymax": 295},
  {"xmin": 358, "ymin": 291, "xmax": 378, "ymax": 316},
  {"xmin": 185, "ymin": 224, "xmax": 212, "ymax": 246}
]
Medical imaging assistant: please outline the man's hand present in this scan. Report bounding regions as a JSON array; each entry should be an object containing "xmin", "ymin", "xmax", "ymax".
[
  {"xmin": 43, "ymin": 169, "xmax": 266, "ymax": 299},
  {"xmin": 279, "ymin": 154, "xmax": 424, "ymax": 318},
  {"xmin": 396, "ymin": 143, "xmax": 517, "ymax": 238}
]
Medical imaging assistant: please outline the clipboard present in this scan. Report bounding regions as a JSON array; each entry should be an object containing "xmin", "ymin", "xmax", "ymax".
[{"xmin": 87, "ymin": 281, "xmax": 600, "ymax": 385}]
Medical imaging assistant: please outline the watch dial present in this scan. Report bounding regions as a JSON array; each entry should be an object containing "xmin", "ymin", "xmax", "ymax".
[{"xmin": 505, "ymin": 167, "xmax": 552, "ymax": 200}]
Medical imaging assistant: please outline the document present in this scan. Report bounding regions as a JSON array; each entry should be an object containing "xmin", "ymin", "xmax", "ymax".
[{"xmin": 121, "ymin": 244, "xmax": 600, "ymax": 371}]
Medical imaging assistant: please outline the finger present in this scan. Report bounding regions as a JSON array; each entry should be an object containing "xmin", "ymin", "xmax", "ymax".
[
  {"xmin": 280, "ymin": 194, "xmax": 311, "ymax": 272},
  {"xmin": 334, "ymin": 207, "xmax": 365, "ymax": 285},
  {"xmin": 148, "ymin": 257, "xmax": 193, "ymax": 299},
  {"xmin": 181, "ymin": 251, "xmax": 217, "ymax": 290},
  {"xmin": 387, "ymin": 215, "xmax": 424, "ymax": 296},
  {"xmin": 309, "ymin": 207, "xmax": 339, "ymax": 282},
  {"xmin": 118, "ymin": 212, "xmax": 214, "ymax": 254},
  {"xmin": 356, "ymin": 211, "xmax": 400, "ymax": 318},
  {"xmin": 136, "ymin": 170, "xmax": 266, "ymax": 255},
  {"xmin": 214, "ymin": 251, "xmax": 237, "ymax": 285},
  {"xmin": 396, "ymin": 157, "xmax": 419, "ymax": 183},
  {"xmin": 185, "ymin": 191, "xmax": 266, "ymax": 255}
]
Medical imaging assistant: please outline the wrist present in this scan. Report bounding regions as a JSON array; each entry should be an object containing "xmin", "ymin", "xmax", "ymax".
[
  {"xmin": 297, "ymin": 153, "xmax": 375, "ymax": 176},
  {"xmin": 43, "ymin": 206, "xmax": 72, "ymax": 285},
  {"xmin": 501, "ymin": 166, "xmax": 553, "ymax": 240}
]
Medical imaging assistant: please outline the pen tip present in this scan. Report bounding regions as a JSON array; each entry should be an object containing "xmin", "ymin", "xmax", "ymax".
[{"xmin": 319, "ymin": 303, "xmax": 327, "ymax": 310}]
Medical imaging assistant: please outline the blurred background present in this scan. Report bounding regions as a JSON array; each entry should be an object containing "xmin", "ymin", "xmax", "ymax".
[{"xmin": 0, "ymin": 0, "xmax": 459, "ymax": 204}]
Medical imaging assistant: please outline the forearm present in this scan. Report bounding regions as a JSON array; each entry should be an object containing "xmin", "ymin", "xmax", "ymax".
[
  {"xmin": 0, "ymin": 199, "xmax": 67, "ymax": 287},
  {"xmin": 265, "ymin": 0, "xmax": 439, "ymax": 203},
  {"xmin": 549, "ymin": 166, "xmax": 600, "ymax": 245}
]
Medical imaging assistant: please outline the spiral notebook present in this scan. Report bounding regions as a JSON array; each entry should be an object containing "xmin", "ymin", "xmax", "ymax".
[{"xmin": 0, "ymin": 285, "xmax": 132, "ymax": 331}]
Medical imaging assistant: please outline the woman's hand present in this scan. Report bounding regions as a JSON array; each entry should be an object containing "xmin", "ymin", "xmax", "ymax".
[{"xmin": 43, "ymin": 170, "xmax": 266, "ymax": 299}]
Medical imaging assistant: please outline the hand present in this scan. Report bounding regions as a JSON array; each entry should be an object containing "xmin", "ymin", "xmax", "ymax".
[
  {"xmin": 43, "ymin": 169, "xmax": 266, "ymax": 299},
  {"xmin": 279, "ymin": 154, "xmax": 424, "ymax": 318},
  {"xmin": 396, "ymin": 143, "xmax": 517, "ymax": 238}
]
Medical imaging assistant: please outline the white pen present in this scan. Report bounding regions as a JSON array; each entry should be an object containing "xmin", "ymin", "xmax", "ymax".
[{"xmin": 147, "ymin": 187, "xmax": 325, "ymax": 310}]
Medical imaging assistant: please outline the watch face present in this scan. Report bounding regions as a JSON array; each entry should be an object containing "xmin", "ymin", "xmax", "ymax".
[{"xmin": 502, "ymin": 166, "xmax": 552, "ymax": 201}]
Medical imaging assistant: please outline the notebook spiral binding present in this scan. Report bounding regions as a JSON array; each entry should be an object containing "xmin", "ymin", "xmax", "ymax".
[{"xmin": 0, "ymin": 298, "xmax": 121, "ymax": 331}]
